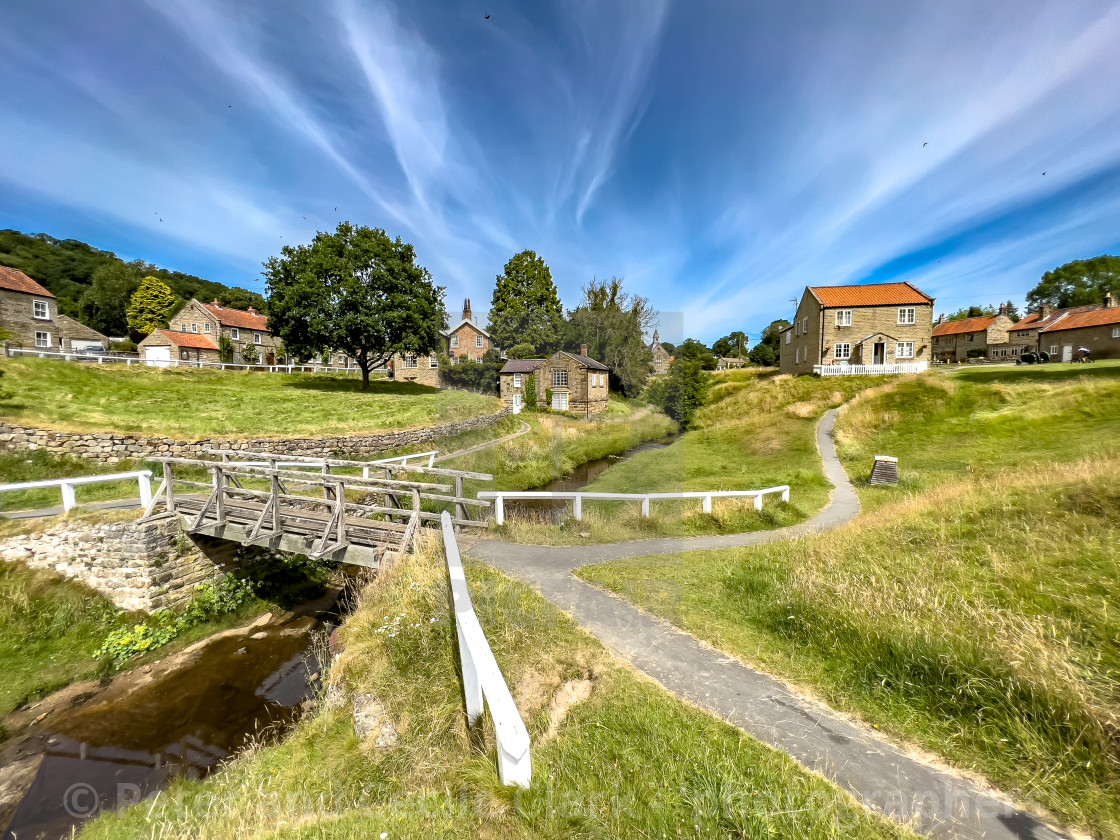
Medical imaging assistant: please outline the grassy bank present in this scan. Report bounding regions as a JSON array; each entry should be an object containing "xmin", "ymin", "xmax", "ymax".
[
  {"xmin": 491, "ymin": 370, "xmax": 884, "ymax": 543},
  {"xmin": 0, "ymin": 357, "xmax": 499, "ymax": 437},
  {"xmin": 83, "ymin": 533, "xmax": 910, "ymax": 840}
]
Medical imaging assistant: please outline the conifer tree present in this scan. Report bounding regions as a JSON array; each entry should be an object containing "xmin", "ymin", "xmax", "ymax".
[{"xmin": 127, "ymin": 276, "xmax": 179, "ymax": 337}]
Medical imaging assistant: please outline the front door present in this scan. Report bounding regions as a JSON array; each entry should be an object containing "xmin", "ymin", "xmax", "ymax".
[
  {"xmin": 873, "ymin": 342, "xmax": 885, "ymax": 365},
  {"xmin": 512, "ymin": 394, "xmax": 522, "ymax": 414},
  {"xmin": 1062, "ymin": 344, "xmax": 1073, "ymax": 363}
]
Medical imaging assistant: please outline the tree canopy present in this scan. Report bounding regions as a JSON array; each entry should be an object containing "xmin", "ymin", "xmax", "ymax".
[
  {"xmin": 644, "ymin": 356, "xmax": 710, "ymax": 429},
  {"xmin": 81, "ymin": 261, "xmax": 143, "ymax": 336},
  {"xmin": 1027, "ymin": 255, "xmax": 1119, "ymax": 311},
  {"xmin": 674, "ymin": 338, "xmax": 718, "ymax": 370},
  {"xmin": 567, "ymin": 277, "xmax": 655, "ymax": 397},
  {"xmin": 712, "ymin": 331, "xmax": 748, "ymax": 359},
  {"xmin": 127, "ymin": 277, "xmax": 179, "ymax": 337},
  {"xmin": 488, "ymin": 251, "xmax": 565, "ymax": 354},
  {"xmin": 747, "ymin": 319, "xmax": 789, "ymax": 366},
  {"xmin": 945, "ymin": 304, "xmax": 998, "ymax": 321},
  {"xmin": 264, "ymin": 223, "xmax": 444, "ymax": 390}
]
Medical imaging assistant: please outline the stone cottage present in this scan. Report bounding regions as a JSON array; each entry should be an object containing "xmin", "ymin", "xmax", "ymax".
[
  {"xmin": 931, "ymin": 310, "xmax": 1015, "ymax": 362},
  {"xmin": 500, "ymin": 345, "xmax": 610, "ymax": 415},
  {"xmin": 1036, "ymin": 292, "xmax": 1120, "ymax": 360},
  {"xmin": 137, "ymin": 329, "xmax": 222, "ymax": 365},
  {"xmin": 142, "ymin": 298, "xmax": 283, "ymax": 365},
  {"xmin": 0, "ymin": 265, "xmax": 108, "ymax": 352},
  {"xmin": 780, "ymin": 281, "xmax": 934, "ymax": 374}
]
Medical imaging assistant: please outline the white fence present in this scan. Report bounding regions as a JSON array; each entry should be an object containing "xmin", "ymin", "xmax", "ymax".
[
  {"xmin": 813, "ymin": 361, "xmax": 928, "ymax": 376},
  {"xmin": 208, "ymin": 449, "xmax": 438, "ymax": 476},
  {"xmin": 0, "ymin": 470, "xmax": 153, "ymax": 513},
  {"xmin": 478, "ymin": 486, "xmax": 790, "ymax": 526},
  {"xmin": 441, "ymin": 511, "xmax": 531, "ymax": 787},
  {"xmin": 6, "ymin": 347, "xmax": 365, "ymax": 375}
]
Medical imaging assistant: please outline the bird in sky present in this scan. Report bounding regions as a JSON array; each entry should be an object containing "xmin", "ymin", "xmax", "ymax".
[
  {"xmin": 1042, "ymin": 171, "xmax": 1047, "ymax": 175},
  {"xmin": 301, "ymin": 216, "xmax": 307, "ymax": 219},
  {"xmin": 159, "ymin": 218, "xmax": 163, "ymax": 222},
  {"xmin": 334, "ymin": 206, "xmax": 338, "ymax": 211},
  {"xmin": 922, "ymin": 142, "xmax": 928, "ymax": 147},
  {"xmin": 485, "ymin": 13, "xmax": 491, "ymax": 19}
]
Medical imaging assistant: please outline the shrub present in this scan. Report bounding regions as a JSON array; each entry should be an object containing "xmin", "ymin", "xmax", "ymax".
[
  {"xmin": 218, "ymin": 334, "xmax": 234, "ymax": 363},
  {"xmin": 524, "ymin": 372, "xmax": 537, "ymax": 409},
  {"xmin": 240, "ymin": 341, "xmax": 260, "ymax": 365},
  {"xmin": 439, "ymin": 353, "xmax": 501, "ymax": 394},
  {"xmin": 507, "ymin": 342, "xmax": 536, "ymax": 359},
  {"xmin": 109, "ymin": 339, "xmax": 137, "ymax": 353}
]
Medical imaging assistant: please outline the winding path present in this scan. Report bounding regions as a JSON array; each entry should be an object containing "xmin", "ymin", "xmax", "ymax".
[{"xmin": 468, "ymin": 410, "xmax": 1066, "ymax": 840}]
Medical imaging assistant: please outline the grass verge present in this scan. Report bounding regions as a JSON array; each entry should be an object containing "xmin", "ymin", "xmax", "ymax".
[
  {"xmin": 0, "ymin": 357, "xmax": 499, "ymax": 438},
  {"xmin": 81, "ymin": 532, "xmax": 912, "ymax": 840}
]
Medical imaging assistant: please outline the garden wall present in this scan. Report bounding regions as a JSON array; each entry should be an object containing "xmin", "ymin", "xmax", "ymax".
[{"xmin": 0, "ymin": 407, "xmax": 510, "ymax": 465}]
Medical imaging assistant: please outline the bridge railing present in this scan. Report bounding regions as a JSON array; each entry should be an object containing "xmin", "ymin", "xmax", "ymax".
[
  {"xmin": 477, "ymin": 486, "xmax": 790, "ymax": 525},
  {"xmin": 206, "ymin": 449, "xmax": 439, "ymax": 472},
  {"xmin": 441, "ymin": 511, "xmax": 531, "ymax": 787},
  {"xmin": 0, "ymin": 470, "xmax": 153, "ymax": 514}
]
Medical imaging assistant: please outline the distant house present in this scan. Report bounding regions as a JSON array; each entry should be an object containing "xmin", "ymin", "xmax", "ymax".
[
  {"xmin": 499, "ymin": 344, "xmax": 610, "ymax": 414},
  {"xmin": 0, "ymin": 266, "xmax": 108, "ymax": 352},
  {"xmin": 780, "ymin": 282, "xmax": 934, "ymax": 374},
  {"xmin": 931, "ymin": 311, "xmax": 1015, "ymax": 362},
  {"xmin": 716, "ymin": 356, "xmax": 748, "ymax": 370},
  {"xmin": 1036, "ymin": 292, "xmax": 1120, "ymax": 361},
  {"xmin": 138, "ymin": 329, "xmax": 222, "ymax": 366},
  {"xmin": 165, "ymin": 299, "xmax": 283, "ymax": 364},
  {"xmin": 649, "ymin": 330, "xmax": 673, "ymax": 375},
  {"xmin": 444, "ymin": 299, "xmax": 494, "ymax": 361},
  {"xmin": 389, "ymin": 349, "xmax": 442, "ymax": 387}
]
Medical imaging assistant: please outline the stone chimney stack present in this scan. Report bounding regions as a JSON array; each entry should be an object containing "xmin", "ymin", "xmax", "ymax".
[
  {"xmin": 247, "ymin": 307, "xmax": 258, "ymax": 315},
  {"xmin": 580, "ymin": 343, "xmax": 589, "ymax": 358},
  {"xmin": 937, "ymin": 313, "xmax": 946, "ymax": 325},
  {"xmin": 1106, "ymin": 291, "xmax": 1117, "ymax": 309},
  {"xmin": 1040, "ymin": 303, "xmax": 1053, "ymax": 319},
  {"xmin": 462, "ymin": 298, "xmax": 472, "ymax": 323},
  {"xmin": 998, "ymin": 303, "xmax": 1007, "ymax": 316}
]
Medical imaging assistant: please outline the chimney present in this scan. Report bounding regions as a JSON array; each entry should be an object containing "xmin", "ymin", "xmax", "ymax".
[
  {"xmin": 247, "ymin": 306, "xmax": 258, "ymax": 315},
  {"xmin": 1106, "ymin": 291, "xmax": 1117, "ymax": 309},
  {"xmin": 937, "ymin": 313, "xmax": 946, "ymax": 325},
  {"xmin": 462, "ymin": 298, "xmax": 472, "ymax": 323},
  {"xmin": 213, "ymin": 298, "xmax": 221, "ymax": 307},
  {"xmin": 998, "ymin": 303, "xmax": 1007, "ymax": 316},
  {"xmin": 1040, "ymin": 303, "xmax": 1053, "ymax": 319},
  {"xmin": 580, "ymin": 343, "xmax": 589, "ymax": 358}
]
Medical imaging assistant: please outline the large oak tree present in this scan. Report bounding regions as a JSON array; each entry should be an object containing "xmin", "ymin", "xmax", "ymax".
[
  {"xmin": 264, "ymin": 223, "xmax": 444, "ymax": 391},
  {"xmin": 1027, "ymin": 255, "xmax": 1119, "ymax": 311}
]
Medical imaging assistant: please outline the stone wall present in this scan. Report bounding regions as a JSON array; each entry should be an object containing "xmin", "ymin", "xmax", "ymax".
[
  {"xmin": 0, "ymin": 406, "xmax": 510, "ymax": 465},
  {"xmin": 0, "ymin": 516, "xmax": 229, "ymax": 612}
]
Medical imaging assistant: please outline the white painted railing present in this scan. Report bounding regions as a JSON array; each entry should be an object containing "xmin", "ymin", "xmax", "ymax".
[
  {"xmin": 478, "ymin": 486, "xmax": 791, "ymax": 526},
  {"xmin": 5, "ymin": 347, "xmax": 362, "ymax": 374},
  {"xmin": 813, "ymin": 361, "xmax": 928, "ymax": 376},
  {"xmin": 441, "ymin": 511, "xmax": 531, "ymax": 787},
  {"xmin": 7, "ymin": 348, "xmax": 139, "ymax": 363},
  {"xmin": 216, "ymin": 450, "xmax": 439, "ymax": 476},
  {"xmin": 0, "ymin": 470, "xmax": 153, "ymax": 513}
]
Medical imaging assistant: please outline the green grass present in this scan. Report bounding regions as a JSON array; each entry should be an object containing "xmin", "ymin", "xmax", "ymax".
[
  {"xmin": 82, "ymin": 533, "xmax": 912, "ymax": 840},
  {"xmin": 580, "ymin": 367, "xmax": 1120, "ymax": 836},
  {"xmin": 0, "ymin": 357, "xmax": 499, "ymax": 438}
]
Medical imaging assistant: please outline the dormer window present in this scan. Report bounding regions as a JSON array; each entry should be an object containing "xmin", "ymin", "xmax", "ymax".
[{"xmin": 33, "ymin": 300, "xmax": 50, "ymax": 319}]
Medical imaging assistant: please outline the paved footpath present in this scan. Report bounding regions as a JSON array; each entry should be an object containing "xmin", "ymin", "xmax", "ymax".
[{"xmin": 469, "ymin": 410, "xmax": 1067, "ymax": 840}]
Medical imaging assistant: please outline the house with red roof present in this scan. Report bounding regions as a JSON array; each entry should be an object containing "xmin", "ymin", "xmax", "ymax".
[
  {"xmin": 931, "ymin": 309, "xmax": 1015, "ymax": 362},
  {"xmin": 1036, "ymin": 292, "xmax": 1120, "ymax": 361},
  {"xmin": 0, "ymin": 265, "xmax": 108, "ymax": 353},
  {"xmin": 780, "ymin": 282, "xmax": 935, "ymax": 374},
  {"xmin": 140, "ymin": 298, "xmax": 285, "ymax": 366}
]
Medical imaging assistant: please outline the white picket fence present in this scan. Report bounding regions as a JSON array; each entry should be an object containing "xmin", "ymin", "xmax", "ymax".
[
  {"xmin": 478, "ymin": 486, "xmax": 790, "ymax": 525},
  {"xmin": 0, "ymin": 470, "xmax": 153, "ymax": 513},
  {"xmin": 6, "ymin": 347, "xmax": 366, "ymax": 375},
  {"xmin": 441, "ymin": 511, "xmax": 531, "ymax": 787},
  {"xmin": 813, "ymin": 361, "xmax": 928, "ymax": 376}
]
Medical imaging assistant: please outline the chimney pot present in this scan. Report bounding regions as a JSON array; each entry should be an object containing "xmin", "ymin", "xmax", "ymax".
[
  {"xmin": 998, "ymin": 303, "xmax": 1006, "ymax": 315},
  {"xmin": 462, "ymin": 298, "xmax": 472, "ymax": 323},
  {"xmin": 580, "ymin": 343, "xmax": 589, "ymax": 357},
  {"xmin": 1106, "ymin": 292, "xmax": 1116, "ymax": 309},
  {"xmin": 247, "ymin": 307, "xmax": 257, "ymax": 314},
  {"xmin": 1041, "ymin": 303, "xmax": 1053, "ymax": 318},
  {"xmin": 938, "ymin": 314, "xmax": 945, "ymax": 324}
]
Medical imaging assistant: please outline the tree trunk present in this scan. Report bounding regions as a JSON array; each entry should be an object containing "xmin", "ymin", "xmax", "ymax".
[{"xmin": 358, "ymin": 350, "xmax": 371, "ymax": 390}]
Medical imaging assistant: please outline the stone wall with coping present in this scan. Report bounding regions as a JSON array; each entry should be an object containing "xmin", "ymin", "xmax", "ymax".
[
  {"xmin": 0, "ymin": 516, "xmax": 230, "ymax": 613},
  {"xmin": 0, "ymin": 406, "xmax": 510, "ymax": 465}
]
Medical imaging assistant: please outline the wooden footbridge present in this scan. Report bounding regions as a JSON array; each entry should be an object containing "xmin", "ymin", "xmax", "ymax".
[{"xmin": 140, "ymin": 449, "xmax": 493, "ymax": 569}]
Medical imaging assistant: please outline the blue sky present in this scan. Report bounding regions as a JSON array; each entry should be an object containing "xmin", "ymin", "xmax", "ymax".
[{"xmin": 3, "ymin": 1, "xmax": 1120, "ymax": 345}]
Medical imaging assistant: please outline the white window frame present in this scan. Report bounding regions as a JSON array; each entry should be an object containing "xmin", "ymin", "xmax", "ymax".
[
  {"xmin": 553, "ymin": 369, "xmax": 568, "ymax": 387},
  {"xmin": 254, "ymin": 333, "xmax": 262, "ymax": 345},
  {"xmin": 1049, "ymin": 345, "xmax": 1058, "ymax": 355},
  {"xmin": 802, "ymin": 317, "xmax": 809, "ymax": 334},
  {"xmin": 429, "ymin": 354, "xmax": 438, "ymax": 368},
  {"xmin": 835, "ymin": 310, "xmax": 852, "ymax": 327},
  {"xmin": 1112, "ymin": 327, "xmax": 1120, "ymax": 338},
  {"xmin": 785, "ymin": 330, "xmax": 791, "ymax": 345},
  {"xmin": 513, "ymin": 373, "xmax": 522, "ymax": 388},
  {"xmin": 450, "ymin": 335, "xmax": 459, "ymax": 348},
  {"xmin": 403, "ymin": 353, "xmax": 418, "ymax": 369},
  {"xmin": 231, "ymin": 328, "xmax": 240, "ymax": 340},
  {"xmin": 191, "ymin": 323, "xmax": 198, "ymax": 333},
  {"xmin": 204, "ymin": 322, "xmax": 211, "ymax": 333},
  {"xmin": 795, "ymin": 347, "xmax": 801, "ymax": 364},
  {"xmin": 552, "ymin": 391, "xmax": 569, "ymax": 411},
  {"xmin": 896, "ymin": 341, "xmax": 915, "ymax": 358},
  {"xmin": 33, "ymin": 299, "xmax": 50, "ymax": 320},
  {"xmin": 475, "ymin": 335, "xmax": 484, "ymax": 348},
  {"xmin": 180, "ymin": 323, "xmax": 188, "ymax": 332},
  {"xmin": 35, "ymin": 331, "xmax": 51, "ymax": 348},
  {"xmin": 898, "ymin": 307, "xmax": 916, "ymax": 325},
  {"xmin": 834, "ymin": 343, "xmax": 851, "ymax": 360}
]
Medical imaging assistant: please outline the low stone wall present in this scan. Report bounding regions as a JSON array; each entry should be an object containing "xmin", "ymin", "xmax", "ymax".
[
  {"xmin": 0, "ymin": 517, "xmax": 230, "ymax": 612},
  {"xmin": 0, "ymin": 407, "xmax": 510, "ymax": 465}
]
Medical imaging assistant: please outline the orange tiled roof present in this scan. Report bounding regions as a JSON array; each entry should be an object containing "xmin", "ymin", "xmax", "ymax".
[
  {"xmin": 1041, "ymin": 306, "xmax": 1120, "ymax": 332},
  {"xmin": 0, "ymin": 265, "xmax": 55, "ymax": 297},
  {"xmin": 808, "ymin": 282, "xmax": 932, "ymax": 308},
  {"xmin": 159, "ymin": 329, "xmax": 220, "ymax": 350},
  {"xmin": 203, "ymin": 302, "xmax": 269, "ymax": 331},
  {"xmin": 932, "ymin": 315, "xmax": 998, "ymax": 337}
]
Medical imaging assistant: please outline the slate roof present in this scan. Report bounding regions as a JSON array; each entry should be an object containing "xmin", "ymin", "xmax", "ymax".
[
  {"xmin": 560, "ymin": 351, "xmax": 609, "ymax": 370},
  {"xmin": 500, "ymin": 359, "xmax": 545, "ymax": 374},
  {"xmin": 157, "ymin": 329, "xmax": 220, "ymax": 350},
  {"xmin": 1040, "ymin": 306, "xmax": 1120, "ymax": 332},
  {"xmin": 0, "ymin": 265, "xmax": 54, "ymax": 297},
  {"xmin": 808, "ymin": 282, "xmax": 933, "ymax": 308},
  {"xmin": 932, "ymin": 315, "xmax": 998, "ymax": 337},
  {"xmin": 203, "ymin": 301, "xmax": 269, "ymax": 331}
]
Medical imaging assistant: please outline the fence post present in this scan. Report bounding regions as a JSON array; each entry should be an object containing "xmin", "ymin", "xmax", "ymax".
[
  {"xmin": 163, "ymin": 462, "xmax": 176, "ymax": 514},
  {"xmin": 573, "ymin": 494, "xmax": 582, "ymax": 521},
  {"xmin": 428, "ymin": 451, "xmax": 436, "ymax": 467},
  {"xmin": 60, "ymin": 482, "xmax": 77, "ymax": 512},
  {"xmin": 781, "ymin": 487, "xmax": 790, "ymax": 502},
  {"xmin": 753, "ymin": 493, "xmax": 763, "ymax": 511},
  {"xmin": 455, "ymin": 476, "xmax": 465, "ymax": 523},
  {"xmin": 641, "ymin": 496, "xmax": 650, "ymax": 517},
  {"xmin": 703, "ymin": 494, "xmax": 712, "ymax": 514},
  {"xmin": 457, "ymin": 623, "xmax": 485, "ymax": 722},
  {"xmin": 138, "ymin": 473, "xmax": 153, "ymax": 509},
  {"xmin": 495, "ymin": 494, "xmax": 504, "ymax": 525}
]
